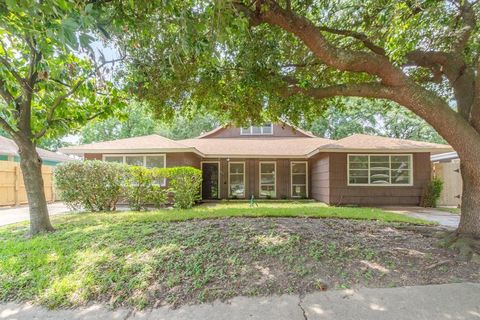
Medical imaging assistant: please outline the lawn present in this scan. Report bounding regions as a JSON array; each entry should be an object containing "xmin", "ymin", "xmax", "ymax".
[{"xmin": 2, "ymin": 202, "xmax": 477, "ymax": 310}]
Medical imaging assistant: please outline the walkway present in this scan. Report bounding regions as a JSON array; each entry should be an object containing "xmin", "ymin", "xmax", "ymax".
[
  {"xmin": 0, "ymin": 202, "xmax": 71, "ymax": 227},
  {"xmin": 0, "ymin": 283, "xmax": 479, "ymax": 319},
  {"xmin": 379, "ymin": 206, "xmax": 460, "ymax": 228}
]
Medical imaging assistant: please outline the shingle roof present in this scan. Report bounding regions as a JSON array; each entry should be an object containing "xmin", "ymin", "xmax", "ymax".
[
  {"xmin": 60, "ymin": 134, "xmax": 196, "ymax": 154},
  {"xmin": 0, "ymin": 136, "xmax": 71, "ymax": 162},
  {"xmin": 321, "ymin": 134, "xmax": 452, "ymax": 154},
  {"xmin": 60, "ymin": 132, "xmax": 453, "ymax": 157},
  {"xmin": 179, "ymin": 137, "xmax": 333, "ymax": 157}
]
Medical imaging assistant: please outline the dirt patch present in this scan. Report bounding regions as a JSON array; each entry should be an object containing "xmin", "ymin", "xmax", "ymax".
[{"xmin": 139, "ymin": 218, "xmax": 479, "ymax": 308}]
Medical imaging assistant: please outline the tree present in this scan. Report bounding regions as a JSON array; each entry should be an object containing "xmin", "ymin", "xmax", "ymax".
[
  {"xmin": 305, "ymin": 98, "xmax": 444, "ymax": 143},
  {"xmin": 79, "ymin": 102, "xmax": 218, "ymax": 143},
  {"xmin": 112, "ymin": 0, "xmax": 480, "ymax": 245},
  {"xmin": 0, "ymin": 1, "xmax": 124, "ymax": 234}
]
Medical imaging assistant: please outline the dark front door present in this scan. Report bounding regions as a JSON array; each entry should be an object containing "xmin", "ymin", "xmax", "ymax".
[{"xmin": 202, "ymin": 162, "xmax": 219, "ymax": 199}]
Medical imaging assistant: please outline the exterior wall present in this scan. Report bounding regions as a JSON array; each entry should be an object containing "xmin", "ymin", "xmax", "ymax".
[
  {"xmin": 203, "ymin": 158, "xmax": 310, "ymax": 199},
  {"xmin": 203, "ymin": 124, "xmax": 312, "ymax": 139},
  {"xmin": 309, "ymin": 153, "xmax": 330, "ymax": 203},
  {"xmin": 84, "ymin": 152, "xmax": 201, "ymax": 168},
  {"xmin": 327, "ymin": 152, "xmax": 431, "ymax": 205}
]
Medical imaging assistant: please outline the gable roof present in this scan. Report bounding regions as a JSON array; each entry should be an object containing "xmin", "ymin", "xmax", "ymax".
[
  {"xmin": 60, "ymin": 134, "xmax": 199, "ymax": 155},
  {"xmin": 178, "ymin": 137, "xmax": 333, "ymax": 158},
  {"xmin": 0, "ymin": 136, "xmax": 71, "ymax": 162},
  {"xmin": 320, "ymin": 134, "xmax": 452, "ymax": 154},
  {"xmin": 197, "ymin": 123, "xmax": 317, "ymax": 138}
]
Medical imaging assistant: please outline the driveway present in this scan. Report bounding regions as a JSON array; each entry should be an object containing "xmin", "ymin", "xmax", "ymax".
[
  {"xmin": 0, "ymin": 283, "xmax": 478, "ymax": 319},
  {"xmin": 379, "ymin": 206, "xmax": 460, "ymax": 228},
  {"xmin": 0, "ymin": 202, "xmax": 71, "ymax": 227}
]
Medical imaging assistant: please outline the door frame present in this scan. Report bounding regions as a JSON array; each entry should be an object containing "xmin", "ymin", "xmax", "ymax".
[{"xmin": 201, "ymin": 161, "xmax": 221, "ymax": 199}]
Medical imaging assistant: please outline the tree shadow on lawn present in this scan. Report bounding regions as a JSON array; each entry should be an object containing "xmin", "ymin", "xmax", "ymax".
[{"xmin": 0, "ymin": 213, "xmax": 478, "ymax": 310}]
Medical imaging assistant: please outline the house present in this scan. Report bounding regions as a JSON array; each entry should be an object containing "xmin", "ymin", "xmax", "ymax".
[
  {"xmin": 60, "ymin": 123, "xmax": 452, "ymax": 205},
  {"xmin": 0, "ymin": 135, "xmax": 71, "ymax": 166}
]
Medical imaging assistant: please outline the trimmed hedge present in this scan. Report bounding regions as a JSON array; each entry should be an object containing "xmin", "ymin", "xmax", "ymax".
[{"xmin": 54, "ymin": 161, "xmax": 202, "ymax": 211}]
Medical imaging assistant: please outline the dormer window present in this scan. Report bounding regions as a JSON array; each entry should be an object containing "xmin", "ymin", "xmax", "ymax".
[{"xmin": 241, "ymin": 123, "xmax": 273, "ymax": 135}]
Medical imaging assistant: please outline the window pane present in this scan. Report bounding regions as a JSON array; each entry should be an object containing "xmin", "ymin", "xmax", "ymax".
[
  {"xmin": 392, "ymin": 170, "xmax": 411, "ymax": 184},
  {"xmin": 104, "ymin": 156, "xmax": 123, "ymax": 163},
  {"xmin": 230, "ymin": 184, "xmax": 245, "ymax": 197},
  {"xmin": 349, "ymin": 155, "xmax": 368, "ymax": 163},
  {"xmin": 262, "ymin": 124, "xmax": 272, "ymax": 134},
  {"xmin": 261, "ymin": 163, "xmax": 275, "ymax": 174},
  {"xmin": 292, "ymin": 174, "xmax": 306, "ymax": 185},
  {"xmin": 370, "ymin": 169, "xmax": 390, "ymax": 184},
  {"xmin": 292, "ymin": 185, "xmax": 307, "ymax": 197},
  {"xmin": 349, "ymin": 176, "xmax": 368, "ymax": 184},
  {"xmin": 370, "ymin": 155, "xmax": 389, "ymax": 163},
  {"xmin": 391, "ymin": 156, "xmax": 410, "ymax": 169},
  {"xmin": 251, "ymin": 126, "xmax": 262, "ymax": 134},
  {"xmin": 145, "ymin": 156, "xmax": 165, "ymax": 168},
  {"xmin": 292, "ymin": 163, "xmax": 306, "ymax": 174},
  {"xmin": 349, "ymin": 169, "xmax": 368, "ymax": 184},
  {"xmin": 261, "ymin": 173, "xmax": 275, "ymax": 184},
  {"xmin": 125, "ymin": 156, "xmax": 144, "ymax": 166},
  {"xmin": 230, "ymin": 163, "xmax": 244, "ymax": 174},
  {"xmin": 260, "ymin": 185, "xmax": 275, "ymax": 197},
  {"xmin": 230, "ymin": 174, "xmax": 244, "ymax": 185},
  {"xmin": 349, "ymin": 162, "xmax": 368, "ymax": 169}
]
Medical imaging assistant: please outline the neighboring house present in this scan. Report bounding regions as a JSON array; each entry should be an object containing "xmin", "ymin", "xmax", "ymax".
[
  {"xmin": 61, "ymin": 123, "xmax": 452, "ymax": 205},
  {"xmin": 0, "ymin": 136, "xmax": 71, "ymax": 166},
  {"xmin": 431, "ymin": 152, "xmax": 462, "ymax": 207}
]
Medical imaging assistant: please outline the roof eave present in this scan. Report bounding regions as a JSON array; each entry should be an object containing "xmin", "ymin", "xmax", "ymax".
[{"xmin": 60, "ymin": 147, "xmax": 204, "ymax": 157}]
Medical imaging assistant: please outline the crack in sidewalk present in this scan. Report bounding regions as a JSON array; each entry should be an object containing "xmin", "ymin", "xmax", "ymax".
[{"xmin": 298, "ymin": 297, "xmax": 308, "ymax": 320}]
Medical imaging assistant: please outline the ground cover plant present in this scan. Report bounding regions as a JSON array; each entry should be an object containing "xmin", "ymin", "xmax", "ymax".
[{"xmin": 1, "ymin": 202, "xmax": 478, "ymax": 310}]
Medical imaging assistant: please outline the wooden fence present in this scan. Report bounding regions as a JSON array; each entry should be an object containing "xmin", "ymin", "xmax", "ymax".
[
  {"xmin": 0, "ymin": 161, "xmax": 55, "ymax": 206},
  {"xmin": 432, "ymin": 161, "xmax": 462, "ymax": 207}
]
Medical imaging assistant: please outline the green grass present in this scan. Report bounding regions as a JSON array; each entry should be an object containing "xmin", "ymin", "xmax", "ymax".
[{"xmin": 0, "ymin": 202, "xmax": 432, "ymax": 309}]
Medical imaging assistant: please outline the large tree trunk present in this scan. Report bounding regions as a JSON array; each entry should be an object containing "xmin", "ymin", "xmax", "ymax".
[
  {"xmin": 457, "ymin": 159, "xmax": 480, "ymax": 238},
  {"xmin": 17, "ymin": 139, "xmax": 54, "ymax": 235}
]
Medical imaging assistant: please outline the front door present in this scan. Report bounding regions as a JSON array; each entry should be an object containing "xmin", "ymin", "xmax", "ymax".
[{"xmin": 202, "ymin": 162, "xmax": 220, "ymax": 199}]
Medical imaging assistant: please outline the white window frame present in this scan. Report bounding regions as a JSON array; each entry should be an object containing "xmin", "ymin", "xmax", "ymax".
[
  {"xmin": 259, "ymin": 161, "xmax": 276, "ymax": 198},
  {"xmin": 228, "ymin": 161, "xmax": 246, "ymax": 198},
  {"xmin": 240, "ymin": 123, "xmax": 274, "ymax": 135},
  {"xmin": 103, "ymin": 154, "xmax": 167, "ymax": 185},
  {"xmin": 201, "ymin": 161, "xmax": 221, "ymax": 199},
  {"xmin": 291, "ymin": 161, "xmax": 308, "ymax": 198},
  {"xmin": 347, "ymin": 154, "xmax": 413, "ymax": 186}
]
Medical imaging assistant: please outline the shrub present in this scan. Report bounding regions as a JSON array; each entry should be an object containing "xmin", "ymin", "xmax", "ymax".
[
  {"xmin": 54, "ymin": 161, "xmax": 126, "ymax": 211},
  {"xmin": 125, "ymin": 166, "xmax": 168, "ymax": 210},
  {"xmin": 166, "ymin": 167, "xmax": 202, "ymax": 209},
  {"xmin": 421, "ymin": 177, "xmax": 444, "ymax": 208}
]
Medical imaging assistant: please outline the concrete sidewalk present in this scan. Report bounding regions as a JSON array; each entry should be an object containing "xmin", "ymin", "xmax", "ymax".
[
  {"xmin": 379, "ymin": 206, "xmax": 460, "ymax": 228},
  {"xmin": 0, "ymin": 202, "xmax": 71, "ymax": 227},
  {"xmin": 1, "ymin": 283, "xmax": 479, "ymax": 320}
]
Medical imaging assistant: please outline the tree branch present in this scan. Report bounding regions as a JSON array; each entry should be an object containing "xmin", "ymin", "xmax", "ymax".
[
  {"xmin": 453, "ymin": 0, "xmax": 476, "ymax": 53},
  {"xmin": 0, "ymin": 78, "xmax": 15, "ymax": 105},
  {"xmin": 0, "ymin": 56, "xmax": 26, "ymax": 89},
  {"xmin": 234, "ymin": 1, "xmax": 406, "ymax": 86},
  {"xmin": 316, "ymin": 26, "xmax": 386, "ymax": 56}
]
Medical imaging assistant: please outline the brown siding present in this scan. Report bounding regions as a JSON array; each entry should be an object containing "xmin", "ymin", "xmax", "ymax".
[
  {"xmin": 309, "ymin": 153, "xmax": 330, "ymax": 203},
  {"xmin": 328, "ymin": 152, "xmax": 431, "ymax": 205},
  {"xmin": 204, "ymin": 124, "xmax": 312, "ymax": 139},
  {"xmin": 203, "ymin": 158, "xmax": 309, "ymax": 199}
]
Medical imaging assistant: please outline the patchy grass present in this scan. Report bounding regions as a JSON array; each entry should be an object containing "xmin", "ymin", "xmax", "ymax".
[{"xmin": 1, "ymin": 203, "xmax": 469, "ymax": 310}]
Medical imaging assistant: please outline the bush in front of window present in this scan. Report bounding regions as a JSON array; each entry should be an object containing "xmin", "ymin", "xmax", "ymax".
[
  {"xmin": 421, "ymin": 177, "xmax": 444, "ymax": 208},
  {"xmin": 166, "ymin": 167, "xmax": 202, "ymax": 209},
  {"xmin": 125, "ymin": 166, "xmax": 168, "ymax": 211},
  {"xmin": 54, "ymin": 161, "xmax": 126, "ymax": 212}
]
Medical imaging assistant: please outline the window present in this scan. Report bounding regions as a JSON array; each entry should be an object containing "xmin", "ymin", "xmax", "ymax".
[
  {"xmin": 103, "ymin": 154, "xmax": 166, "ymax": 184},
  {"xmin": 348, "ymin": 154, "xmax": 412, "ymax": 186},
  {"xmin": 259, "ymin": 161, "xmax": 276, "ymax": 198},
  {"xmin": 291, "ymin": 161, "xmax": 308, "ymax": 198},
  {"xmin": 229, "ymin": 162, "xmax": 245, "ymax": 198},
  {"xmin": 241, "ymin": 123, "xmax": 273, "ymax": 135}
]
